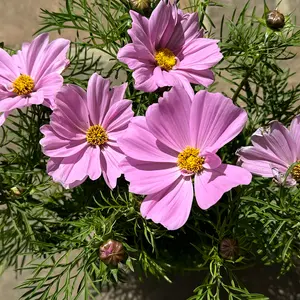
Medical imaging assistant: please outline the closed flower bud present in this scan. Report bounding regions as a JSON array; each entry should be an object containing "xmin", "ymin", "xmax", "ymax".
[
  {"xmin": 130, "ymin": 0, "xmax": 150, "ymax": 10},
  {"xmin": 219, "ymin": 238, "xmax": 239, "ymax": 260},
  {"xmin": 99, "ymin": 239, "xmax": 125, "ymax": 265},
  {"xmin": 266, "ymin": 10, "xmax": 285, "ymax": 30}
]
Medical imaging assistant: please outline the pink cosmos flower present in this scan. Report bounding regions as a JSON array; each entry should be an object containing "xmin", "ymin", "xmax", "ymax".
[
  {"xmin": 117, "ymin": 0, "xmax": 222, "ymax": 93},
  {"xmin": 0, "ymin": 33, "xmax": 70, "ymax": 125},
  {"xmin": 119, "ymin": 87, "xmax": 252, "ymax": 230},
  {"xmin": 40, "ymin": 73, "xmax": 133, "ymax": 189},
  {"xmin": 237, "ymin": 116, "xmax": 300, "ymax": 186}
]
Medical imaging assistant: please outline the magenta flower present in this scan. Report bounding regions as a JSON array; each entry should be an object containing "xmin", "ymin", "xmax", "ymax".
[
  {"xmin": 237, "ymin": 116, "xmax": 300, "ymax": 186},
  {"xmin": 40, "ymin": 73, "xmax": 133, "ymax": 189},
  {"xmin": 117, "ymin": 0, "xmax": 222, "ymax": 93},
  {"xmin": 0, "ymin": 33, "xmax": 70, "ymax": 125},
  {"xmin": 119, "ymin": 87, "xmax": 252, "ymax": 230}
]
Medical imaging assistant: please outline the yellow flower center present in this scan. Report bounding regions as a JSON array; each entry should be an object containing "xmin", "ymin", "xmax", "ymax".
[
  {"xmin": 155, "ymin": 48, "xmax": 176, "ymax": 71},
  {"xmin": 130, "ymin": 0, "xmax": 149, "ymax": 9},
  {"xmin": 12, "ymin": 74, "xmax": 34, "ymax": 95},
  {"xmin": 177, "ymin": 146, "xmax": 205, "ymax": 173},
  {"xmin": 86, "ymin": 125, "xmax": 108, "ymax": 146},
  {"xmin": 291, "ymin": 161, "xmax": 300, "ymax": 182}
]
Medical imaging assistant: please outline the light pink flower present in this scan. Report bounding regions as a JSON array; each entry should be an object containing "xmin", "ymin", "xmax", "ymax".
[
  {"xmin": 117, "ymin": 0, "xmax": 222, "ymax": 93},
  {"xmin": 119, "ymin": 87, "xmax": 251, "ymax": 230},
  {"xmin": 40, "ymin": 73, "xmax": 133, "ymax": 189},
  {"xmin": 0, "ymin": 33, "xmax": 70, "ymax": 125},
  {"xmin": 237, "ymin": 117, "xmax": 300, "ymax": 186}
]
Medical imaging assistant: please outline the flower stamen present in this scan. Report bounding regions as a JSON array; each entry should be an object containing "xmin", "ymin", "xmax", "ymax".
[
  {"xmin": 291, "ymin": 161, "xmax": 300, "ymax": 182},
  {"xmin": 86, "ymin": 125, "xmax": 108, "ymax": 146},
  {"xmin": 177, "ymin": 146, "xmax": 205, "ymax": 173},
  {"xmin": 155, "ymin": 48, "xmax": 176, "ymax": 71},
  {"xmin": 13, "ymin": 74, "xmax": 35, "ymax": 95}
]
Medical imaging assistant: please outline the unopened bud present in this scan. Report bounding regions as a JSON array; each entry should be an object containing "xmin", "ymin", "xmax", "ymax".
[
  {"xmin": 219, "ymin": 238, "xmax": 239, "ymax": 260},
  {"xmin": 130, "ymin": 0, "xmax": 150, "ymax": 10},
  {"xmin": 10, "ymin": 186, "xmax": 23, "ymax": 196},
  {"xmin": 99, "ymin": 239, "xmax": 125, "ymax": 265},
  {"xmin": 266, "ymin": 10, "xmax": 285, "ymax": 30}
]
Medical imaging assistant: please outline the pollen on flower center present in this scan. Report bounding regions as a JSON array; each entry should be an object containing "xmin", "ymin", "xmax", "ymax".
[
  {"xmin": 155, "ymin": 48, "xmax": 176, "ymax": 71},
  {"xmin": 291, "ymin": 161, "xmax": 300, "ymax": 182},
  {"xmin": 177, "ymin": 146, "xmax": 205, "ymax": 173},
  {"xmin": 86, "ymin": 125, "xmax": 108, "ymax": 146},
  {"xmin": 12, "ymin": 74, "xmax": 35, "ymax": 95}
]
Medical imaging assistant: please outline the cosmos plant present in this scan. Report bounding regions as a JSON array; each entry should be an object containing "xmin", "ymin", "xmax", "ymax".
[{"xmin": 1, "ymin": 0, "xmax": 300, "ymax": 299}]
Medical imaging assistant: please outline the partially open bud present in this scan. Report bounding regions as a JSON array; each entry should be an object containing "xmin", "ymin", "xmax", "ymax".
[
  {"xmin": 219, "ymin": 238, "xmax": 239, "ymax": 260},
  {"xmin": 99, "ymin": 239, "xmax": 125, "ymax": 265},
  {"xmin": 266, "ymin": 10, "xmax": 285, "ymax": 30},
  {"xmin": 130, "ymin": 0, "xmax": 150, "ymax": 10}
]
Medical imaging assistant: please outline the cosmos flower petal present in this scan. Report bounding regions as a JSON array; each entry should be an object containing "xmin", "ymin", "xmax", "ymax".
[
  {"xmin": 237, "ymin": 146, "xmax": 288, "ymax": 177},
  {"xmin": 110, "ymin": 82, "xmax": 128, "ymax": 105},
  {"xmin": 0, "ymin": 96, "xmax": 27, "ymax": 112},
  {"xmin": 119, "ymin": 116, "xmax": 178, "ymax": 163},
  {"xmin": 290, "ymin": 115, "xmax": 300, "ymax": 158},
  {"xmin": 0, "ymin": 48, "xmax": 19, "ymax": 83},
  {"xmin": 132, "ymin": 67, "xmax": 158, "ymax": 92},
  {"xmin": 34, "ymin": 73, "xmax": 63, "ymax": 108},
  {"xmin": 121, "ymin": 157, "xmax": 180, "ymax": 194},
  {"xmin": 55, "ymin": 85, "xmax": 90, "ymax": 131},
  {"xmin": 195, "ymin": 164, "xmax": 252, "ymax": 210},
  {"xmin": 40, "ymin": 125, "xmax": 88, "ymax": 157},
  {"xmin": 33, "ymin": 38, "xmax": 70, "ymax": 80},
  {"xmin": 12, "ymin": 42, "xmax": 30, "ymax": 75},
  {"xmin": 47, "ymin": 148, "xmax": 91, "ymax": 188},
  {"xmin": 129, "ymin": 11, "xmax": 153, "ymax": 55},
  {"xmin": 118, "ymin": 44, "xmax": 151, "ymax": 70},
  {"xmin": 166, "ymin": 12, "xmax": 200, "ymax": 51},
  {"xmin": 101, "ymin": 145, "xmax": 125, "ymax": 189},
  {"xmin": 146, "ymin": 86, "xmax": 192, "ymax": 152},
  {"xmin": 140, "ymin": 177, "xmax": 193, "ymax": 230},
  {"xmin": 251, "ymin": 121, "xmax": 297, "ymax": 165},
  {"xmin": 153, "ymin": 67, "xmax": 195, "ymax": 95},
  {"xmin": 203, "ymin": 153, "xmax": 222, "ymax": 170},
  {"xmin": 0, "ymin": 111, "xmax": 12, "ymax": 126},
  {"xmin": 27, "ymin": 90, "xmax": 45, "ymax": 105},
  {"xmin": 87, "ymin": 73, "xmax": 111, "ymax": 125},
  {"xmin": 149, "ymin": 0, "xmax": 175, "ymax": 47},
  {"xmin": 25, "ymin": 33, "xmax": 49, "ymax": 77},
  {"xmin": 178, "ymin": 38, "xmax": 223, "ymax": 70},
  {"xmin": 86, "ymin": 146, "xmax": 102, "ymax": 180},
  {"xmin": 190, "ymin": 91, "xmax": 247, "ymax": 152},
  {"xmin": 103, "ymin": 99, "xmax": 133, "ymax": 133}
]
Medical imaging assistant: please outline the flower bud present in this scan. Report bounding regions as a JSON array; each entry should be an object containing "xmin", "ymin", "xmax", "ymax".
[
  {"xmin": 99, "ymin": 239, "xmax": 125, "ymax": 265},
  {"xmin": 219, "ymin": 238, "xmax": 239, "ymax": 260},
  {"xmin": 266, "ymin": 10, "xmax": 285, "ymax": 30},
  {"xmin": 130, "ymin": 0, "xmax": 150, "ymax": 10}
]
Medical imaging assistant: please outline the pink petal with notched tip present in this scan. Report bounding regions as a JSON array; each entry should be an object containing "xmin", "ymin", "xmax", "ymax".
[
  {"xmin": 140, "ymin": 176, "xmax": 193, "ymax": 230},
  {"xmin": 146, "ymin": 86, "xmax": 192, "ymax": 152},
  {"xmin": 120, "ymin": 157, "xmax": 180, "ymax": 195},
  {"xmin": 190, "ymin": 91, "xmax": 247, "ymax": 153},
  {"xmin": 195, "ymin": 164, "xmax": 252, "ymax": 210}
]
